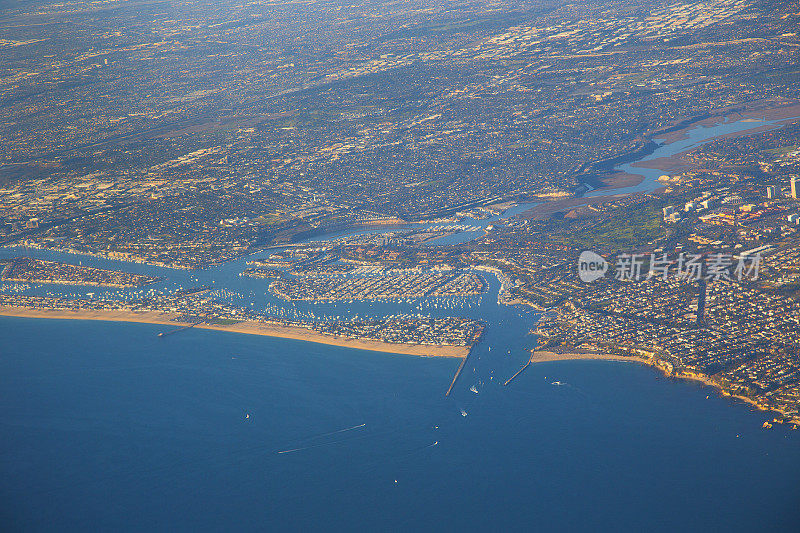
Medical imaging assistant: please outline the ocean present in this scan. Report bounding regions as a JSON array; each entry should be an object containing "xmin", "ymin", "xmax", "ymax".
[{"xmin": 2, "ymin": 316, "xmax": 799, "ymax": 531}]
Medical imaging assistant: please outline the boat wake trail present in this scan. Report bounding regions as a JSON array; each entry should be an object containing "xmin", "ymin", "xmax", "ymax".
[
  {"xmin": 306, "ymin": 422, "xmax": 366, "ymax": 440},
  {"xmin": 549, "ymin": 380, "xmax": 590, "ymax": 399},
  {"xmin": 277, "ymin": 423, "xmax": 367, "ymax": 454}
]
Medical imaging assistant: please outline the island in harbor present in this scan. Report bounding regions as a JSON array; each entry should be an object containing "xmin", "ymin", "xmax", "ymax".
[{"xmin": 0, "ymin": 257, "xmax": 160, "ymax": 287}]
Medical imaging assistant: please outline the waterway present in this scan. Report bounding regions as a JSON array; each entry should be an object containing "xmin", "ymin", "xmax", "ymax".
[{"xmin": 591, "ymin": 114, "xmax": 798, "ymax": 196}]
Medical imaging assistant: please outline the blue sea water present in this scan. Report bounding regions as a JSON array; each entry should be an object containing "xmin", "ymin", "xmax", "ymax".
[{"xmin": 2, "ymin": 316, "xmax": 799, "ymax": 531}]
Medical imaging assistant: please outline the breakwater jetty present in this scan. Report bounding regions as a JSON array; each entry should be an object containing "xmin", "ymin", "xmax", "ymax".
[
  {"xmin": 504, "ymin": 359, "xmax": 531, "ymax": 386},
  {"xmin": 445, "ymin": 349, "xmax": 472, "ymax": 396}
]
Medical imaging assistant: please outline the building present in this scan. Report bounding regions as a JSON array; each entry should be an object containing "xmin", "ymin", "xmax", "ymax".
[
  {"xmin": 792, "ymin": 176, "xmax": 799, "ymax": 200},
  {"xmin": 699, "ymin": 199, "xmax": 716, "ymax": 210},
  {"xmin": 700, "ymin": 212, "xmax": 735, "ymax": 226},
  {"xmin": 739, "ymin": 244, "xmax": 774, "ymax": 258},
  {"xmin": 766, "ymin": 186, "xmax": 777, "ymax": 199}
]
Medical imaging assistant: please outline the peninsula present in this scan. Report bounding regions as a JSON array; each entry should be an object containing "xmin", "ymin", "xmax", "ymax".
[{"xmin": 0, "ymin": 302, "xmax": 477, "ymax": 358}]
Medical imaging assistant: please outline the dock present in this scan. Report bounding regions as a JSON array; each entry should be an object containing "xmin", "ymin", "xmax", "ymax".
[{"xmin": 504, "ymin": 359, "xmax": 531, "ymax": 386}]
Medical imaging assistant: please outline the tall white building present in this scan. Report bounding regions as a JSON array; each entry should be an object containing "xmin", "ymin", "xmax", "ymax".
[{"xmin": 792, "ymin": 176, "xmax": 799, "ymax": 200}]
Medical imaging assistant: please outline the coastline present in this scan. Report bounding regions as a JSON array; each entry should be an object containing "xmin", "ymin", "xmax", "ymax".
[
  {"xmin": 0, "ymin": 306, "xmax": 469, "ymax": 358},
  {"xmin": 531, "ymin": 350, "xmax": 800, "ymax": 425}
]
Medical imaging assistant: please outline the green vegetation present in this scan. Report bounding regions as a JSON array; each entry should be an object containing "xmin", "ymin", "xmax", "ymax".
[
  {"xmin": 557, "ymin": 201, "xmax": 665, "ymax": 252},
  {"xmin": 765, "ymin": 145, "xmax": 798, "ymax": 157},
  {"xmin": 255, "ymin": 214, "xmax": 283, "ymax": 226}
]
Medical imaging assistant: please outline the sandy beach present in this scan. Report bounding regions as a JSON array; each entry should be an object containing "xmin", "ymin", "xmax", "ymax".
[
  {"xmin": 0, "ymin": 306, "xmax": 469, "ymax": 358},
  {"xmin": 530, "ymin": 350, "xmax": 647, "ymax": 364}
]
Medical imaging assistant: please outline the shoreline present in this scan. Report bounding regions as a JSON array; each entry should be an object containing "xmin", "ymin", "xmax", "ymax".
[
  {"xmin": 531, "ymin": 350, "xmax": 800, "ymax": 425},
  {"xmin": 0, "ymin": 306, "xmax": 469, "ymax": 358}
]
